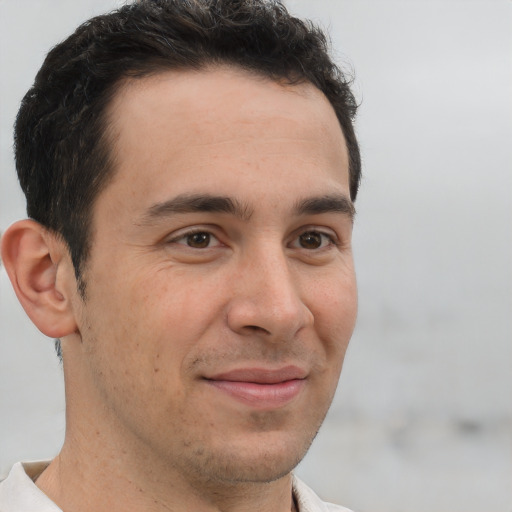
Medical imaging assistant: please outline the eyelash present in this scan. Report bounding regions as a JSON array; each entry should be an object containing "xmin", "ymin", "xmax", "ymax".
[
  {"xmin": 168, "ymin": 227, "xmax": 338, "ymax": 251},
  {"xmin": 290, "ymin": 230, "xmax": 338, "ymax": 250},
  {"xmin": 168, "ymin": 229, "xmax": 222, "ymax": 249}
]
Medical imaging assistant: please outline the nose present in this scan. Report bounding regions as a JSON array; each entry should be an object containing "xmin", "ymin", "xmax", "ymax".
[{"xmin": 226, "ymin": 250, "xmax": 314, "ymax": 342}]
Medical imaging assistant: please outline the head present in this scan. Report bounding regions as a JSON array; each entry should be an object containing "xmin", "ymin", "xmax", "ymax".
[
  {"xmin": 14, "ymin": 0, "xmax": 360, "ymax": 292},
  {"xmin": 2, "ymin": 0, "xmax": 361, "ymax": 498}
]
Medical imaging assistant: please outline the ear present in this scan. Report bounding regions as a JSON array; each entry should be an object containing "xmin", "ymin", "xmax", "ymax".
[{"xmin": 1, "ymin": 220, "xmax": 78, "ymax": 338}]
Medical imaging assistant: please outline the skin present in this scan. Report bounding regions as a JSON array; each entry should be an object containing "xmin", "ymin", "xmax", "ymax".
[{"xmin": 2, "ymin": 67, "xmax": 357, "ymax": 512}]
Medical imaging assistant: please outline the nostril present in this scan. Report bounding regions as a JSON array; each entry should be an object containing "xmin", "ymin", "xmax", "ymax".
[{"xmin": 245, "ymin": 325, "xmax": 271, "ymax": 335}]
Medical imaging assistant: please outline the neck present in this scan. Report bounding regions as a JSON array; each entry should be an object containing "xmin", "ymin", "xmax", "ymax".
[
  {"xmin": 36, "ymin": 396, "xmax": 296, "ymax": 512},
  {"xmin": 36, "ymin": 446, "xmax": 296, "ymax": 512}
]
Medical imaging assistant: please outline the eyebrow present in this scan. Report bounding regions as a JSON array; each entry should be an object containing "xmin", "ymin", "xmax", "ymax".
[
  {"xmin": 140, "ymin": 193, "xmax": 253, "ymax": 223},
  {"xmin": 139, "ymin": 192, "xmax": 355, "ymax": 225},
  {"xmin": 294, "ymin": 194, "xmax": 356, "ymax": 220}
]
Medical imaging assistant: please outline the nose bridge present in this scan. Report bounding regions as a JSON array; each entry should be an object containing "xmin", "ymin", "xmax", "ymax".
[{"xmin": 228, "ymin": 239, "xmax": 313, "ymax": 339}]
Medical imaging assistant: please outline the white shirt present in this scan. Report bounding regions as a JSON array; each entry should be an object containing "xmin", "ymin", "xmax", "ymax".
[{"xmin": 0, "ymin": 461, "xmax": 354, "ymax": 512}]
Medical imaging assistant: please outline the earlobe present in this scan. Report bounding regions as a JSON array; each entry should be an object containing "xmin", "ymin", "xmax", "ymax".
[{"xmin": 1, "ymin": 220, "xmax": 78, "ymax": 338}]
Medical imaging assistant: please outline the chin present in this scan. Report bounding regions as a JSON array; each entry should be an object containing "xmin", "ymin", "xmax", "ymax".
[{"xmin": 189, "ymin": 428, "xmax": 318, "ymax": 486}]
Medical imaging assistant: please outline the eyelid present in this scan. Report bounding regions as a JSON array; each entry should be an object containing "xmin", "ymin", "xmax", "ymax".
[
  {"xmin": 288, "ymin": 227, "xmax": 340, "ymax": 250},
  {"xmin": 164, "ymin": 223, "xmax": 342, "ymax": 249},
  {"xmin": 166, "ymin": 226, "xmax": 223, "ymax": 247}
]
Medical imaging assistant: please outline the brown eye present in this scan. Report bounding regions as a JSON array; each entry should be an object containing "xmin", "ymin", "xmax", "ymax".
[
  {"xmin": 186, "ymin": 232, "xmax": 211, "ymax": 248},
  {"xmin": 298, "ymin": 231, "xmax": 323, "ymax": 249}
]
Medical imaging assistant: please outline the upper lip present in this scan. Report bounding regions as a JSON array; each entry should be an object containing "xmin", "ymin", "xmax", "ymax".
[{"xmin": 205, "ymin": 366, "xmax": 307, "ymax": 384}]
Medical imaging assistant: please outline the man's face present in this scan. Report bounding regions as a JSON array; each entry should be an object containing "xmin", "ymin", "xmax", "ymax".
[{"xmin": 70, "ymin": 67, "xmax": 357, "ymax": 486}]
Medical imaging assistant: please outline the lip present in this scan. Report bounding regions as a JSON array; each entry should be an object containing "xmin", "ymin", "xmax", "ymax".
[{"xmin": 204, "ymin": 366, "xmax": 307, "ymax": 409}]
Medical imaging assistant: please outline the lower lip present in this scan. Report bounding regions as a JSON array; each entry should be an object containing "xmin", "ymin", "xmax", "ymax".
[{"xmin": 206, "ymin": 379, "xmax": 305, "ymax": 409}]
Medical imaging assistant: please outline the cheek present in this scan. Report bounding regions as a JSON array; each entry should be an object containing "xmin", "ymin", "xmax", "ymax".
[
  {"xmin": 122, "ymin": 268, "xmax": 223, "ymax": 364},
  {"xmin": 309, "ymin": 271, "xmax": 357, "ymax": 373},
  {"xmin": 310, "ymin": 269, "xmax": 357, "ymax": 329},
  {"xmin": 79, "ymin": 267, "xmax": 161, "ymax": 379}
]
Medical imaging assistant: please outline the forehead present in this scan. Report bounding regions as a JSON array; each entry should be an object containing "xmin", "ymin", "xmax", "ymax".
[
  {"xmin": 110, "ymin": 65, "xmax": 341, "ymax": 134},
  {"xmin": 100, "ymin": 66, "xmax": 349, "ymax": 217}
]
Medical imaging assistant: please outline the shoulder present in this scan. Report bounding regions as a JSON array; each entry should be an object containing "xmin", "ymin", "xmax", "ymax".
[{"xmin": 292, "ymin": 475, "xmax": 355, "ymax": 512}]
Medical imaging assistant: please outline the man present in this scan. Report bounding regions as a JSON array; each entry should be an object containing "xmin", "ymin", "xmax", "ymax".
[{"xmin": 0, "ymin": 1, "xmax": 361, "ymax": 511}]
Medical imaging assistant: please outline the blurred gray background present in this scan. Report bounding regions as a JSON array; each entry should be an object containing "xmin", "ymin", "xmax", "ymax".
[{"xmin": 1, "ymin": 1, "xmax": 511, "ymax": 511}]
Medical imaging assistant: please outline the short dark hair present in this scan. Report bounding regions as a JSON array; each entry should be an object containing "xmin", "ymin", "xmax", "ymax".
[{"xmin": 15, "ymin": 0, "xmax": 361, "ymax": 290}]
